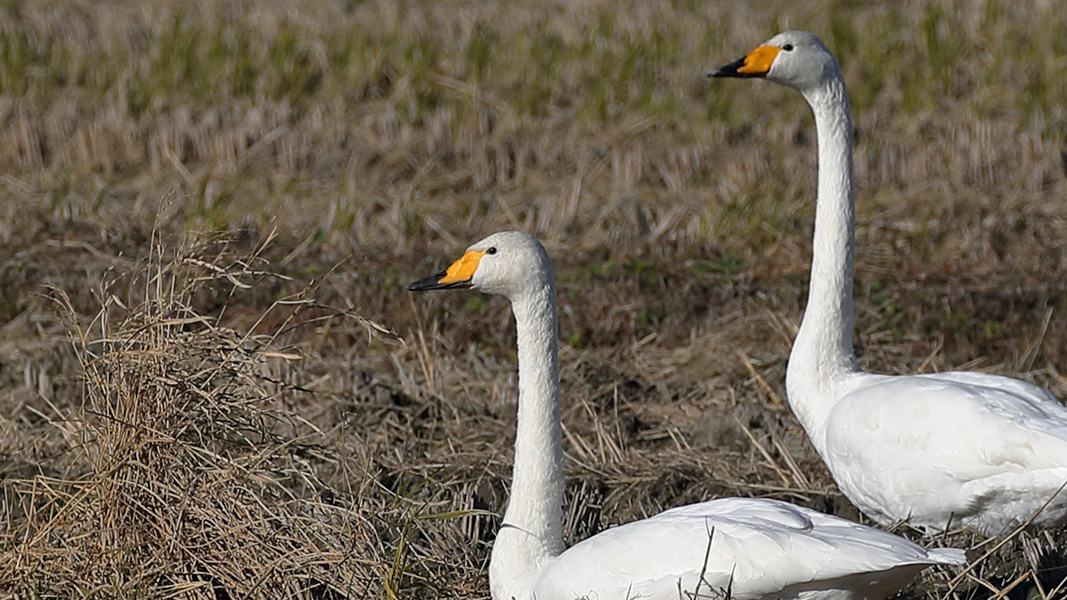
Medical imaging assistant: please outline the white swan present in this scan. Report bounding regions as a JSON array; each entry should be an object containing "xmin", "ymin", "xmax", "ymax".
[
  {"xmin": 409, "ymin": 230, "xmax": 964, "ymax": 600},
  {"xmin": 711, "ymin": 31, "xmax": 1067, "ymax": 536}
]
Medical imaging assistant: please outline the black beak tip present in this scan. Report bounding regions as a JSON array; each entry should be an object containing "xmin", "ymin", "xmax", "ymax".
[
  {"xmin": 407, "ymin": 271, "xmax": 447, "ymax": 292},
  {"xmin": 408, "ymin": 270, "xmax": 470, "ymax": 292},
  {"xmin": 708, "ymin": 57, "xmax": 746, "ymax": 79}
]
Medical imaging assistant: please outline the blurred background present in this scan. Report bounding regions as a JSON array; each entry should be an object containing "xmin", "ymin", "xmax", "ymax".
[{"xmin": 0, "ymin": 0, "xmax": 1065, "ymax": 597}]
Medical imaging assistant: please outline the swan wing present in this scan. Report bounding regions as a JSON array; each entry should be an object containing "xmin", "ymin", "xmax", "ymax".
[
  {"xmin": 915, "ymin": 371, "xmax": 1067, "ymax": 436},
  {"xmin": 533, "ymin": 498, "xmax": 961, "ymax": 600},
  {"xmin": 832, "ymin": 373, "xmax": 1067, "ymax": 476},
  {"xmin": 824, "ymin": 372, "xmax": 1067, "ymax": 531}
]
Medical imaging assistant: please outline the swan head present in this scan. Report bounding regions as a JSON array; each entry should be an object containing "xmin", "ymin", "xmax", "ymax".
[
  {"xmin": 709, "ymin": 31, "xmax": 840, "ymax": 93},
  {"xmin": 407, "ymin": 231, "xmax": 553, "ymax": 300}
]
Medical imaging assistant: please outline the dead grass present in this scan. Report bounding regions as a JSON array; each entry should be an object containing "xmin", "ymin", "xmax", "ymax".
[
  {"xmin": 0, "ymin": 0, "xmax": 1066, "ymax": 597},
  {"xmin": 0, "ymin": 236, "xmax": 393, "ymax": 597}
]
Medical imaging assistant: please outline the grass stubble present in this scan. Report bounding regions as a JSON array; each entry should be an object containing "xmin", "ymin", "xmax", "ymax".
[
  {"xmin": 1, "ymin": 235, "xmax": 387, "ymax": 597},
  {"xmin": 0, "ymin": 0, "xmax": 1066, "ymax": 597}
]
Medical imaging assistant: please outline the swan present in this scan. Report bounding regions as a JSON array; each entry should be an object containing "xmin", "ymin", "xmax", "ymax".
[
  {"xmin": 711, "ymin": 31, "xmax": 1067, "ymax": 536},
  {"xmin": 408, "ymin": 230, "xmax": 964, "ymax": 600}
]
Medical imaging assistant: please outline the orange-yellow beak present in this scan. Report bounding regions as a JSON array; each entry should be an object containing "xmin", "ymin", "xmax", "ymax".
[
  {"xmin": 708, "ymin": 45, "xmax": 781, "ymax": 79},
  {"xmin": 408, "ymin": 250, "xmax": 486, "ymax": 291}
]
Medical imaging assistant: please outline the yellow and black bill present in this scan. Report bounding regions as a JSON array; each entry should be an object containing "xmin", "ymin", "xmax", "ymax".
[
  {"xmin": 407, "ymin": 269, "xmax": 468, "ymax": 291},
  {"xmin": 407, "ymin": 249, "xmax": 485, "ymax": 291},
  {"xmin": 708, "ymin": 45, "xmax": 780, "ymax": 79}
]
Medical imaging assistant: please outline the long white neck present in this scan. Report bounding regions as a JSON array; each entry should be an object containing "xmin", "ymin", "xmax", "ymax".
[
  {"xmin": 489, "ymin": 281, "xmax": 566, "ymax": 599},
  {"xmin": 785, "ymin": 72, "xmax": 861, "ymax": 446}
]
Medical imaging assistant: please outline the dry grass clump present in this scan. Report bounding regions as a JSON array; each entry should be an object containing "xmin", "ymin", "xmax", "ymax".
[
  {"xmin": 0, "ymin": 238, "xmax": 383, "ymax": 598},
  {"xmin": 931, "ymin": 525, "xmax": 1067, "ymax": 600}
]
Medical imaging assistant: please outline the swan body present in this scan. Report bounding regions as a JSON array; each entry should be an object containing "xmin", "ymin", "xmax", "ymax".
[
  {"xmin": 409, "ymin": 231, "xmax": 964, "ymax": 600},
  {"xmin": 712, "ymin": 31, "xmax": 1067, "ymax": 536},
  {"xmin": 536, "ymin": 497, "xmax": 962, "ymax": 600}
]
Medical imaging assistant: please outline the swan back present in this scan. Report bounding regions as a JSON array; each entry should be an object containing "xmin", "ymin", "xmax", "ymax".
[{"xmin": 536, "ymin": 498, "xmax": 965, "ymax": 600}]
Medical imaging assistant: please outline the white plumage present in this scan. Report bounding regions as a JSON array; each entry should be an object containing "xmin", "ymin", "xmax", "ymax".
[
  {"xmin": 538, "ymin": 497, "xmax": 963, "ymax": 600},
  {"xmin": 409, "ymin": 231, "xmax": 964, "ymax": 600},
  {"xmin": 712, "ymin": 31, "xmax": 1067, "ymax": 536}
]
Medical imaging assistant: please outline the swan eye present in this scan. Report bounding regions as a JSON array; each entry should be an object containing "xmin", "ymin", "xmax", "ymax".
[
  {"xmin": 486, "ymin": 247, "xmax": 497, "ymax": 255},
  {"xmin": 782, "ymin": 44, "xmax": 794, "ymax": 51}
]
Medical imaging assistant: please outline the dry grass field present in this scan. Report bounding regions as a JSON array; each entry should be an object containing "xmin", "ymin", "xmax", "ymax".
[{"xmin": 0, "ymin": 0, "xmax": 1066, "ymax": 597}]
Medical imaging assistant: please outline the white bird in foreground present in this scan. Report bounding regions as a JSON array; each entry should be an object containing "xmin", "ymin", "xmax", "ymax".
[
  {"xmin": 409, "ymin": 230, "xmax": 964, "ymax": 600},
  {"xmin": 712, "ymin": 31, "xmax": 1067, "ymax": 536}
]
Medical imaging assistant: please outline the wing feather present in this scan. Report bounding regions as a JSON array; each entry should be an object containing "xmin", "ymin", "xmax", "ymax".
[
  {"xmin": 823, "ymin": 371, "xmax": 1067, "ymax": 532},
  {"xmin": 534, "ymin": 498, "xmax": 962, "ymax": 600}
]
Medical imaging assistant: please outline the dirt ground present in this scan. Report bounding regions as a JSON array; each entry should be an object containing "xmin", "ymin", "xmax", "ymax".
[{"xmin": 0, "ymin": 0, "xmax": 1066, "ymax": 597}]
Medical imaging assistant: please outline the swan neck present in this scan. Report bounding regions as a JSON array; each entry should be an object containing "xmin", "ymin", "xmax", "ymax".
[
  {"xmin": 788, "ymin": 74, "xmax": 859, "ymax": 437},
  {"xmin": 490, "ymin": 281, "xmax": 565, "ymax": 598}
]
